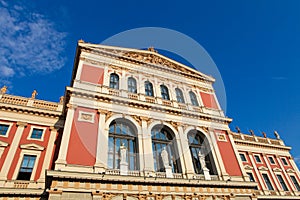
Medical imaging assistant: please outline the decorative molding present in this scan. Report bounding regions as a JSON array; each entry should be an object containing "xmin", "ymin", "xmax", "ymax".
[
  {"xmin": 78, "ymin": 111, "xmax": 95, "ymax": 123},
  {"xmin": 258, "ymin": 166, "xmax": 269, "ymax": 171},
  {"xmin": 0, "ymin": 141, "xmax": 8, "ymax": 147},
  {"xmin": 20, "ymin": 143, "xmax": 44, "ymax": 151},
  {"xmin": 244, "ymin": 165, "xmax": 253, "ymax": 170},
  {"xmin": 16, "ymin": 121, "xmax": 27, "ymax": 127}
]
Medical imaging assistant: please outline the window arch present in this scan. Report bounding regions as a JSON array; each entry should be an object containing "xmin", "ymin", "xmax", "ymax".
[
  {"xmin": 108, "ymin": 120, "xmax": 138, "ymax": 170},
  {"xmin": 188, "ymin": 131, "xmax": 216, "ymax": 175},
  {"xmin": 128, "ymin": 77, "xmax": 137, "ymax": 93},
  {"xmin": 175, "ymin": 88, "xmax": 185, "ymax": 103},
  {"xmin": 145, "ymin": 81, "xmax": 154, "ymax": 96},
  {"xmin": 151, "ymin": 126, "xmax": 181, "ymax": 173},
  {"xmin": 160, "ymin": 85, "xmax": 170, "ymax": 100},
  {"xmin": 109, "ymin": 73, "xmax": 119, "ymax": 89},
  {"xmin": 189, "ymin": 91, "xmax": 199, "ymax": 106}
]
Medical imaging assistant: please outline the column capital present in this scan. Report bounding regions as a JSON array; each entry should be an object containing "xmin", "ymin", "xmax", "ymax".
[
  {"xmin": 49, "ymin": 126, "xmax": 60, "ymax": 132},
  {"xmin": 66, "ymin": 103, "xmax": 77, "ymax": 110},
  {"xmin": 16, "ymin": 121, "xmax": 27, "ymax": 127},
  {"xmin": 98, "ymin": 109, "xmax": 110, "ymax": 115}
]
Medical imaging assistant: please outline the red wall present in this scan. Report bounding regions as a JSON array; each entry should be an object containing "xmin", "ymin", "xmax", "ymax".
[
  {"xmin": 66, "ymin": 107, "xmax": 98, "ymax": 166},
  {"xmin": 6, "ymin": 124, "xmax": 51, "ymax": 181},
  {"xmin": 215, "ymin": 130, "xmax": 242, "ymax": 176},
  {"xmin": 80, "ymin": 64, "xmax": 104, "ymax": 84},
  {"xmin": 200, "ymin": 92, "xmax": 218, "ymax": 109}
]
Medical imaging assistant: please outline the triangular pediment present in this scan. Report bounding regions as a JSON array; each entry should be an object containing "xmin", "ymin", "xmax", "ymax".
[
  {"xmin": 258, "ymin": 166, "xmax": 269, "ymax": 171},
  {"xmin": 78, "ymin": 42, "xmax": 215, "ymax": 82},
  {"xmin": 20, "ymin": 143, "xmax": 44, "ymax": 151},
  {"xmin": 286, "ymin": 168, "xmax": 295, "ymax": 173},
  {"xmin": 272, "ymin": 167, "xmax": 282, "ymax": 172},
  {"xmin": 244, "ymin": 165, "xmax": 253, "ymax": 170},
  {"xmin": 0, "ymin": 141, "xmax": 8, "ymax": 148}
]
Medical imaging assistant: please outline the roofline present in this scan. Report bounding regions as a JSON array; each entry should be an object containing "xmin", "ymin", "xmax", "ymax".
[{"xmin": 78, "ymin": 41, "xmax": 216, "ymax": 82}]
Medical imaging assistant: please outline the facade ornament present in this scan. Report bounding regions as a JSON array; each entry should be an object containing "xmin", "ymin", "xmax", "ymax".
[
  {"xmin": 249, "ymin": 129, "xmax": 255, "ymax": 136},
  {"xmin": 59, "ymin": 96, "xmax": 64, "ymax": 104},
  {"xmin": 262, "ymin": 131, "xmax": 267, "ymax": 138},
  {"xmin": 235, "ymin": 126, "xmax": 241, "ymax": 133},
  {"xmin": 31, "ymin": 90, "xmax": 38, "ymax": 99},
  {"xmin": 161, "ymin": 147, "xmax": 169, "ymax": 168},
  {"xmin": 105, "ymin": 111, "xmax": 113, "ymax": 121},
  {"xmin": 120, "ymin": 143, "xmax": 127, "ymax": 164},
  {"xmin": 131, "ymin": 115, "xmax": 142, "ymax": 126},
  {"xmin": 148, "ymin": 47, "xmax": 158, "ymax": 53},
  {"xmin": 274, "ymin": 131, "xmax": 280, "ymax": 140},
  {"xmin": 120, "ymin": 143, "xmax": 128, "ymax": 175},
  {"xmin": 198, "ymin": 150, "xmax": 211, "ymax": 180},
  {"xmin": 1, "ymin": 85, "xmax": 7, "ymax": 94}
]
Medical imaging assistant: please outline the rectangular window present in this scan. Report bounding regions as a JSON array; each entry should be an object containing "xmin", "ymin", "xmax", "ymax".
[
  {"xmin": 281, "ymin": 158, "xmax": 288, "ymax": 166},
  {"xmin": 254, "ymin": 155, "xmax": 262, "ymax": 163},
  {"xmin": 0, "ymin": 124, "xmax": 9, "ymax": 136},
  {"xmin": 277, "ymin": 174, "xmax": 288, "ymax": 191},
  {"xmin": 240, "ymin": 153, "xmax": 247, "ymax": 162},
  {"xmin": 291, "ymin": 175, "xmax": 300, "ymax": 191},
  {"xmin": 30, "ymin": 128, "xmax": 43, "ymax": 139},
  {"xmin": 17, "ymin": 155, "xmax": 36, "ymax": 180},
  {"xmin": 268, "ymin": 156, "xmax": 275, "ymax": 164},
  {"xmin": 262, "ymin": 173, "xmax": 274, "ymax": 190},
  {"xmin": 247, "ymin": 172, "xmax": 255, "ymax": 182}
]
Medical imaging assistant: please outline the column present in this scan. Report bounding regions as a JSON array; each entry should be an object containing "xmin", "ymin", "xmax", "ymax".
[
  {"xmin": 208, "ymin": 129, "xmax": 229, "ymax": 180},
  {"xmin": 177, "ymin": 125, "xmax": 194, "ymax": 179},
  {"xmin": 228, "ymin": 133, "xmax": 250, "ymax": 181},
  {"xmin": 141, "ymin": 117, "xmax": 155, "ymax": 176},
  {"xmin": 94, "ymin": 110, "xmax": 108, "ymax": 173},
  {"xmin": 38, "ymin": 126, "xmax": 59, "ymax": 182},
  {"xmin": 248, "ymin": 153, "xmax": 266, "ymax": 190},
  {"xmin": 0, "ymin": 122, "xmax": 27, "ymax": 181},
  {"xmin": 276, "ymin": 156, "xmax": 295, "ymax": 191},
  {"xmin": 262, "ymin": 154, "xmax": 281, "ymax": 191},
  {"xmin": 55, "ymin": 104, "xmax": 76, "ymax": 169}
]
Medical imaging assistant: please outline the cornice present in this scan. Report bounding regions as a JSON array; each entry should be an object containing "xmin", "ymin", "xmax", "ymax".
[
  {"xmin": 80, "ymin": 47, "xmax": 214, "ymax": 85},
  {"xmin": 67, "ymin": 87, "xmax": 232, "ymax": 125}
]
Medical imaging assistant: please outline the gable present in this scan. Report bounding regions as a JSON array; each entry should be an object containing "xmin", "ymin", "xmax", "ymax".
[{"xmin": 78, "ymin": 42, "xmax": 215, "ymax": 82}]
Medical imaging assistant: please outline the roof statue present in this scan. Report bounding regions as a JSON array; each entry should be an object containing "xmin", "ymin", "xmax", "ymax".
[
  {"xmin": 31, "ymin": 90, "xmax": 38, "ymax": 99},
  {"xmin": 1, "ymin": 85, "xmax": 7, "ymax": 94},
  {"xmin": 262, "ymin": 131, "xmax": 267, "ymax": 138},
  {"xmin": 59, "ymin": 96, "xmax": 64, "ymax": 104},
  {"xmin": 274, "ymin": 131, "xmax": 280, "ymax": 140},
  {"xmin": 235, "ymin": 126, "xmax": 241, "ymax": 133},
  {"xmin": 249, "ymin": 129, "xmax": 255, "ymax": 136}
]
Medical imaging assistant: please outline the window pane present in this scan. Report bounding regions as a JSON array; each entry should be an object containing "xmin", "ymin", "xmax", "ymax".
[
  {"xmin": 17, "ymin": 155, "xmax": 36, "ymax": 180},
  {"xmin": 263, "ymin": 174, "xmax": 274, "ymax": 190},
  {"xmin": 160, "ymin": 85, "xmax": 170, "ymax": 100},
  {"xmin": 189, "ymin": 91, "xmax": 199, "ymax": 106},
  {"xmin": 145, "ymin": 81, "xmax": 153, "ymax": 96},
  {"xmin": 277, "ymin": 174, "xmax": 288, "ymax": 191},
  {"xmin": 109, "ymin": 73, "xmax": 119, "ymax": 89},
  {"xmin": 0, "ymin": 124, "xmax": 9, "ymax": 136},
  {"xmin": 240, "ymin": 154, "xmax": 247, "ymax": 162},
  {"xmin": 291, "ymin": 176, "xmax": 300, "ymax": 191},
  {"xmin": 175, "ymin": 88, "xmax": 185, "ymax": 103}
]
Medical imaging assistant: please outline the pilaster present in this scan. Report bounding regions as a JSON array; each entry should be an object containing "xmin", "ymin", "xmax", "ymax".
[
  {"xmin": 141, "ymin": 117, "xmax": 155, "ymax": 176},
  {"xmin": 177, "ymin": 125, "xmax": 194, "ymax": 178},
  {"xmin": 55, "ymin": 104, "xmax": 76, "ymax": 169},
  {"xmin": 38, "ymin": 126, "xmax": 59, "ymax": 182},
  {"xmin": 94, "ymin": 109, "xmax": 109, "ymax": 173},
  {"xmin": 0, "ymin": 121, "xmax": 27, "ymax": 181}
]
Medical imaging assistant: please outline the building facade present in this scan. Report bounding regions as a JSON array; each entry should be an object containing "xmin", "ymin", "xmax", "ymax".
[{"xmin": 0, "ymin": 41, "xmax": 299, "ymax": 200}]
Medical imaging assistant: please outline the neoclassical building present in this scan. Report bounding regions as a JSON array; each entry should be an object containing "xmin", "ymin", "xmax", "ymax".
[{"xmin": 0, "ymin": 40, "xmax": 299, "ymax": 200}]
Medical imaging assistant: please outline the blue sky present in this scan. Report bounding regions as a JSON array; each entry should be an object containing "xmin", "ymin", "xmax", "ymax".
[{"xmin": 1, "ymin": 1, "xmax": 300, "ymax": 163}]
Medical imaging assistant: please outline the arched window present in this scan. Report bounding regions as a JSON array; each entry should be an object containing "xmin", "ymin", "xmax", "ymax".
[
  {"xmin": 160, "ymin": 85, "xmax": 170, "ymax": 100},
  {"xmin": 145, "ymin": 81, "xmax": 154, "ymax": 96},
  {"xmin": 108, "ymin": 120, "xmax": 138, "ymax": 170},
  {"xmin": 128, "ymin": 77, "xmax": 137, "ymax": 93},
  {"xmin": 175, "ymin": 88, "xmax": 185, "ymax": 103},
  {"xmin": 188, "ymin": 131, "xmax": 216, "ymax": 175},
  {"xmin": 189, "ymin": 91, "xmax": 199, "ymax": 106},
  {"xmin": 151, "ymin": 126, "xmax": 181, "ymax": 173},
  {"xmin": 109, "ymin": 73, "xmax": 119, "ymax": 89}
]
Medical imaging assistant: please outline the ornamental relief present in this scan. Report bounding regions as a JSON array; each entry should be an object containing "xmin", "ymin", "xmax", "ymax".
[{"xmin": 96, "ymin": 194, "xmax": 231, "ymax": 200}]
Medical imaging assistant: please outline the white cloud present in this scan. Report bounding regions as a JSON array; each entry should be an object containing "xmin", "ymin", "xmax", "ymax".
[
  {"xmin": 0, "ymin": 66, "xmax": 15, "ymax": 77},
  {"xmin": 0, "ymin": 1, "xmax": 66, "ymax": 80}
]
